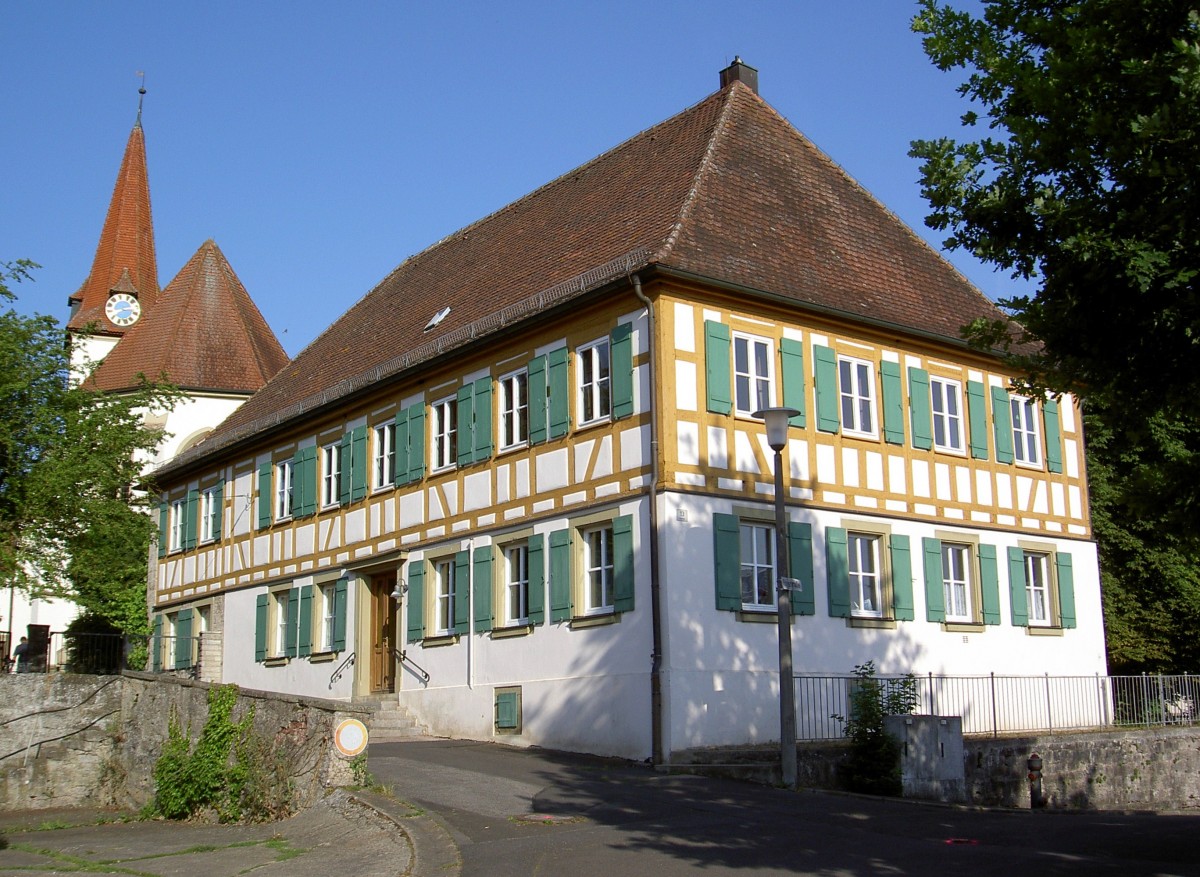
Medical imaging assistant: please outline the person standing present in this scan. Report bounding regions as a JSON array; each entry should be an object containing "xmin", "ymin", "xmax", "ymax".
[{"xmin": 13, "ymin": 636, "xmax": 30, "ymax": 673}]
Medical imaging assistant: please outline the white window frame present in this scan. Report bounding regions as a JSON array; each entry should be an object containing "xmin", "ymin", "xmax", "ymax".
[
  {"xmin": 738, "ymin": 521, "xmax": 776, "ymax": 611},
  {"xmin": 504, "ymin": 543, "xmax": 529, "ymax": 626},
  {"xmin": 169, "ymin": 498, "xmax": 185, "ymax": 552},
  {"xmin": 431, "ymin": 397, "xmax": 457, "ymax": 471},
  {"xmin": 434, "ymin": 557, "xmax": 457, "ymax": 635},
  {"xmin": 274, "ymin": 460, "xmax": 293, "ymax": 521},
  {"xmin": 942, "ymin": 542, "xmax": 973, "ymax": 622},
  {"xmin": 271, "ymin": 588, "xmax": 290, "ymax": 657},
  {"xmin": 373, "ymin": 422, "xmax": 396, "ymax": 490},
  {"xmin": 499, "ymin": 369, "xmax": 529, "ymax": 451},
  {"xmin": 848, "ymin": 532, "xmax": 882, "ymax": 618},
  {"xmin": 838, "ymin": 356, "xmax": 877, "ymax": 437},
  {"xmin": 577, "ymin": 338, "xmax": 611, "ymax": 426},
  {"xmin": 582, "ymin": 523, "xmax": 615, "ymax": 614},
  {"xmin": 319, "ymin": 582, "xmax": 337, "ymax": 652},
  {"xmin": 1011, "ymin": 396, "xmax": 1042, "ymax": 466},
  {"xmin": 733, "ymin": 332, "xmax": 774, "ymax": 417},
  {"xmin": 321, "ymin": 443, "xmax": 340, "ymax": 507},
  {"xmin": 200, "ymin": 487, "xmax": 219, "ymax": 543},
  {"xmin": 930, "ymin": 377, "xmax": 964, "ymax": 453},
  {"xmin": 1024, "ymin": 551, "xmax": 1052, "ymax": 626}
]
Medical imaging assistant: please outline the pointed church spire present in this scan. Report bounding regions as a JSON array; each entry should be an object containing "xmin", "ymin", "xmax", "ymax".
[{"xmin": 67, "ymin": 82, "xmax": 160, "ymax": 336}]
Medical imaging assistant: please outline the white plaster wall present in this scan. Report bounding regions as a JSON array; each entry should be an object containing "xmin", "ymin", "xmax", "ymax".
[
  {"xmin": 398, "ymin": 498, "xmax": 654, "ymax": 760},
  {"xmin": 657, "ymin": 490, "xmax": 1107, "ymax": 755},
  {"xmin": 220, "ymin": 579, "xmax": 356, "ymax": 701},
  {"xmin": 148, "ymin": 394, "xmax": 249, "ymax": 469},
  {"xmin": 3, "ymin": 590, "xmax": 81, "ymax": 657}
]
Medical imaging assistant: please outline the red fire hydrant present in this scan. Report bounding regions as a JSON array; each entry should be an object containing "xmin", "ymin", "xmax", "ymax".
[{"xmin": 1027, "ymin": 752, "xmax": 1044, "ymax": 809}]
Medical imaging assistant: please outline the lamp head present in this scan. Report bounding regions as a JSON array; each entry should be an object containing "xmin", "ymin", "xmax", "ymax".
[{"xmin": 752, "ymin": 407, "xmax": 800, "ymax": 451}]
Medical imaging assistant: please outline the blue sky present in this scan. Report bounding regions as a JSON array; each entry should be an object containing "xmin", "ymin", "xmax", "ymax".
[{"xmin": 1, "ymin": 1, "xmax": 999, "ymax": 358}]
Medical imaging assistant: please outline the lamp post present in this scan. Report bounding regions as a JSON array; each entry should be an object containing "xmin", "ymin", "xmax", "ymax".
[{"xmin": 754, "ymin": 406, "xmax": 800, "ymax": 790}]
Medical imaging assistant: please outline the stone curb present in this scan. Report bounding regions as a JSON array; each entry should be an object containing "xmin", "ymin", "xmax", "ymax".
[{"xmin": 350, "ymin": 788, "xmax": 462, "ymax": 877}]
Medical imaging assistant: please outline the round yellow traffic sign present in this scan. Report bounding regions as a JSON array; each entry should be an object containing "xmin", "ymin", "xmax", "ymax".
[{"xmin": 334, "ymin": 718, "xmax": 368, "ymax": 757}]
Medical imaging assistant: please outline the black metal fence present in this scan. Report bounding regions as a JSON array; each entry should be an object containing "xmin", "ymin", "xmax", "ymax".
[
  {"xmin": 4, "ymin": 631, "xmax": 199, "ymax": 676},
  {"xmin": 795, "ymin": 672, "xmax": 1200, "ymax": 740}
]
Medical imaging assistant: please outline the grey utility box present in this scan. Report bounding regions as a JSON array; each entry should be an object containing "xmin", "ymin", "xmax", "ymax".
[{"xmin": 884, "ymin": 714, "xmax": 966, "ymax": 803}]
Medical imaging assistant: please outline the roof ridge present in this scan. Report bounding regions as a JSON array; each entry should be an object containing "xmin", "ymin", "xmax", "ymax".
[{"xmin": 653, "ymin": 82, "xmax": 744, "ymax": 263}]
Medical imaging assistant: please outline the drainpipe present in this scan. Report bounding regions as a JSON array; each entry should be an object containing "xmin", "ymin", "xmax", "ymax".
[{"xmin": 631, "ymin": 273, "xmax": 665, "ymax": 767}]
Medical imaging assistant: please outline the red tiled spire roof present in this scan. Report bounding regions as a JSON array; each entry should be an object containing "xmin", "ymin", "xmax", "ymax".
[
  {"xmin": 87, "ymin": 240, "xmax": 288, "ymax": 394},
  {"xmin": 67, "ymin": 121, "xmax": 159, "ymax": 335},
  {"xmin": 163, "ymin": 75, "xmax": 1010, "ymax": 474}
]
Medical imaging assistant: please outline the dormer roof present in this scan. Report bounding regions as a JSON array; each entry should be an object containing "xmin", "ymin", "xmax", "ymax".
[
  {"xmin": 162, "ymin": 69, "xmax": 1008, "ymax": 476},
  {"xmin": 87, "ymin": 240, "xmax": 288, "ymax": 394},
  {"xmin": 67, "ymin": 121, "xmax": 160, "ymax": 336}
]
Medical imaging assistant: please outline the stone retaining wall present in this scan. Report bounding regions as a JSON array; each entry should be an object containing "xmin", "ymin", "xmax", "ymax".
[{"xmin": 0, "ymin": 673, "xmax": 371, "ymax": 812}]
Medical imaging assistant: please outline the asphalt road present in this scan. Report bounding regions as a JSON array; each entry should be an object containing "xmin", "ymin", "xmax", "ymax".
[{"xmin": 369, "ymin": 737, "xmax": 1200, "ymax": 876}]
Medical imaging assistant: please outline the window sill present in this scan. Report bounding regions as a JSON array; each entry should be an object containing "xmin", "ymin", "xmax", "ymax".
[
  {"xmin": 736, "ymin": 609, "xmax": 789, "ymax": 624},
  {"xmin": 1026, "ymin": 625, "xmax": 1064, "ymax": 637},
  {"xmin": 943, "ymin": 621, "xmax": 986, "ymax": 634},
  {"xmin": 307, "ymin": 651, "xmax": 337, "ymax": 663},
  {"xmin": 491, "ymin": 624, "xmax": 534, "ymax": 639},
  {"xmin": 575, "ymin": 417, "xmax": 612, "ymax": 434},
  {"xmin": 423, "ymin": 633, "xmax": 460, "ymax": 647},
  {"xmin": 264, "ymin": 656, "xmax": 289, "ymax": 667},
  {"xmin": 570, "ymin": 612, "xmax": 620, "ymax": 630},
  {"xmin": 847, "ymin": 616, "xmax": 895, "ymax": 630}
]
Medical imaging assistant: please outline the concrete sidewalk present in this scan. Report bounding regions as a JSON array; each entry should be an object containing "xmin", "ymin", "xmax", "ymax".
[{"xmin": 0, "ymin": 787, "xmax": 459, "ymax": 877}]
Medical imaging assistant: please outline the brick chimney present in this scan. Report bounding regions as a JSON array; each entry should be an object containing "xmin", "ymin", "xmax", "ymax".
[{"xmin": 719, "ymin": 57, "xmax": 758, "ymax": 94}]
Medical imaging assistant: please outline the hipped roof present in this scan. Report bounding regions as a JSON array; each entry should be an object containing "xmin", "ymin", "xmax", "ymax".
[
  {"xmin": 87, "ymin": 240, "xmax": 288, "ymax": 393},
  {"xmin": 161, "ymin": 78, "xmax": 1007, "ymax": 477}
]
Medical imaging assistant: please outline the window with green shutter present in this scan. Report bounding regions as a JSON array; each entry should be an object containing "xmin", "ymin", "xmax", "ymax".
[
  {"xmin": 406, "ymin": 562, "xmax": 425, "ymax": 643},
  {"xmin": 527, "ymin": 534, "xmax": 545, "ymax": 625},
  {"xmin": 779, "ymin": 338, "xmax": 807, "ymax": 428},
  {"xmin": 548, "ymin": 347, "xmax": 570, "ymax": 439},
  {"xmin": 967, "ymin": 380, "xmax": 989, "ymax": 460},
  {"xmin": 611, "ymin": 322, "xmax": 634, "ymax": 420},
  {"xmin": 454, "ymin": 550, "xmax": 471, "ymax": 635},
  {"xmin": 788, "ymin": 521, "xmax": 814, "ymax": 616},
  {"xmin": 298, "ymin": 585, "xmax": 313, "ymax": 657},
  {"xmin": 908, "ymin": 367, "xmax": 932, "ymax": 451},
  {"xmin": 992, "ymin": 387, "xmax": 1015, "ymax": 464},
  {"xmin": 1043, "ymin": 399, "xmax": 1064, "ymax": 474},
  {"xmin": 612, "ymin": 514, "xmax": 635, "ymax": 613},
  {"xmin": 157, "ymin": 502, "xmax": 169, "ymax": 558},
  {"xmin": 183, "ymin": 489, "xmax": 199, "ymax": 550},
  {"xmin": 254, "ymin": 594, "xmax": 268, "ymax": 661},
  {"xmin": 473, "ymin": 544, "xmax": 494, "ymax": 633},
  {"xmin": 152, "ymin": 614, "xmax": 163, "ymax": 672},
  {"xmin": 813, "ymin": 345, "xmax": 840, "ymax": 433},
  {"xmin": 881, "ymin": 361, "xmax": 906, "ymax": 445},
  {"xmin": 495, "ymin": 688, "xmax": 521, "ymax": 733},
  {"xmin": 395, "ymin": 403, "xmax": 427, "ymax": 485},
  {"xmin": 528, "ymin": 355, "xmax": 548, "ymax": 445},
  {"xmin": 704, "ymin": 320, "xmax": 732, "ymax": 415},
  {"xmin": 174, "ymin": 608, "xmax": 193, "ymax": 669},
  {"xmin": 257, "ymin": 463, "xmax": 272, "ymax": 528},
  {"xmin": 549, "ymin": 528, "xmax": 572, "ymax": 622},
  {"xmin": 293, "ymin": 447, "xmax": 317, "ymax": 518},
  {"xmin": 889, "ymin": 535, "xmax": 914, "ymax": 621}
]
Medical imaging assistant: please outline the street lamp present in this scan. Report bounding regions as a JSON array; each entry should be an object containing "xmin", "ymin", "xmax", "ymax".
[{"xmin": 753, "ymin": 406, "xmax": 800, "ymax": 790}]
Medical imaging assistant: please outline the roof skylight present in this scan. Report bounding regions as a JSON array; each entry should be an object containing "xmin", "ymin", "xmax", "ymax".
[{"xmin": 423, "ymin": 306, "xmax": 451, "ymax": 332}]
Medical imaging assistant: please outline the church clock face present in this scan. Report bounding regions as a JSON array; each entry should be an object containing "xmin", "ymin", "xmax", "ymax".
[{"xmin": 105, "ymin": 293, "xmax": 141, "ymax": 327}]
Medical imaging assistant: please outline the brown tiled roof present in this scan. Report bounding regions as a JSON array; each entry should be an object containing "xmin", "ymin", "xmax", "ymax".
[
  {"xmin": 67, "ymin": 122, "xmax": 159, "ymax": 335},
  {"xmin": 162, "ymin": 78, "xmax": 1007, "ymax": 475},
  {"xmin": 87, "ymin": 240, "xmax": 288, "ymax": 393}
]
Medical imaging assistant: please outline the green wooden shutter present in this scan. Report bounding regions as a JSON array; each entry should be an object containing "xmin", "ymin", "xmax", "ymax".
[
  {"xmin": 473, "ymin": 377, "xmax": 493, "ymax": 462},
  {"xmin": 788, "ymin": 521, "xmax": 815, "ymax": 616},
  {"xmin": 814, "ymin": 345, "xmax": 839, "ymax": 433},
  {"xmin": 713, "ymin": 513, "xmax": 742, "ymax": 611},
  {"xmin": 890, "ymin": 535, "xmax": 914, "ymax": 621},
  {"xmin": 979, "ymin": 544, "xmax": 1001, "ymax": 625},
  {"xmin": 1008, "ymin": 547, "xmax": 1029, "ymax": 626},
  {"xmin": 1043, "ymin": 399, "xmax": 1064, "ymax": 474},
  {"xmin": 350, "ymin": 426, "xmax": 368, "ymax": 501},
  {"xmin": 254, "ymin": 595, "xmax": 268, "ymax": 661},
  {"xmin": 212, "ymin": 480, "xmax": 225, "ymax": 541},
  {"xmin": 332, "ymin": 577, "xmax": 348, "ymax": 651},
  {"xmin": 967, "ymin": 380, "xmax": 989, "ymax": 460},
  {"xmin": 826, "ymin": 526, "xmax": 850, "ymax": 617},
  {"xmin": 528, "ymin": 355, "xmax": 548, "ymax": 445},
  {"xmin": 704, "ymin": 320, "xmax": 732, "ymax": 415},
  {"xmin": 908, "ymin": 367, "xmax": 932, "ymax": 450},
  {"xmin": 338, "ymin": 433, "xmax": 352, "ymax": 505},
  {"xmin": 881, "ymin": 361, "xmax": 906, "ymax": 445},
  {"xmin": 613, "ymin": 514, "xmax": 635, "ymax": 613},
  {"xmin": 549, "ymin": 528, "xmax": 572, "ymax": 622},
  {"xmin": 184, "ymin": 489, "xmax": 199, "ymax": 549},
  {"xmin": 496, "ymin": 691, "xmax": 519, "ymax": 729},
  {"xmin": 298, "ymin": 585, "xmax": 313, "ymax": 657},
  {"xmin": 174, "ymin": 608, "xmax": 193, "ymax": 669},
  {"xmin": 158, "ymin": 502, "xmax": 169, "ymax": 558},
  {"xmin": 527, "ymin": 533, "xmax": 545, "ymax": 625},
  {"xmin": 1056, "ymin": 552, "xmax": 1076, "ymax": 629},
  {"xmin": 285, "ymin": 589, "xmax": 300, "ymax": 657},
  {"xmin": 922, "ymin": 537, "xmax": 945, "ymax": 622},
  {"xmin": 780, "ymin": 338, "xmax": 807, "ymax": 427},
  {"xmin": 992, "ymin": 387, "xmax": 1015, "ymax": 464},
  {"xmin": 611, "ymin": 323, "xmax": 634, "ymax": 420},
  {"xmin": 454, "ymin": 550, "xmax": 470, "ymax": 634},
  {"xmin": 152, "ymin": 614, "xmax": 163, "ymax": 671},
  {"xmin": 406, "ymin": 562, "xmax": 425, "ymax": 643},
  {"xmin": 393, "ymin": 408, "xmax": 409, "ymax": 487},
  {"xmin": 409, "ymin": 404, "xmax": 427, "ymax": 483},
  {"xmin": 473, "ymin": 545, "xmax": 494, "ymax": 632},
  {"xmin": 456, "ymin": 384, "xmax": 474, "ymax": 467},
  {"xmin": 295, "ymin": 447, "xmax": 317, "ymax": 517},
  {"xmin": 548, "ymin": 347, "xmax": 570, "ymax": 438},
  {"xmin": 258, "ymin": 463, "xmax": 272, "ymax": 527}
]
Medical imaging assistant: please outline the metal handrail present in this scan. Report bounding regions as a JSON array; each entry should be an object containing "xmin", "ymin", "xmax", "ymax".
[
  {"xmin": 329, "ymin": 651, "xmax": 355, "ymax": 688},
  {"xmin": 393, "ymin": 647, "xmax": 430, "ymax": 683}
]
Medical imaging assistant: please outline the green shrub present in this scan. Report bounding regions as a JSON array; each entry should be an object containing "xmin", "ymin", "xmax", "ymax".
[{"xmin": 833, "ymin": 661, "xmax": 918, "ymax": 796}]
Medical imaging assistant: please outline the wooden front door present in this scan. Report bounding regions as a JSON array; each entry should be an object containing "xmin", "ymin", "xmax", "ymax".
[{"xmin": 369, "ymin": 575, "xmax": 397, "ymax": 692}]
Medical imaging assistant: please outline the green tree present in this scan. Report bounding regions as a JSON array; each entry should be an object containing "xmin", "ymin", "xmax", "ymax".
[
  {"xmin": 1, "ymin": 260, "xmax": 176, "ymax": 633},
  {"xmin": 910, "ymin": 2, "xmax": 1200, "ymax": 671}
]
